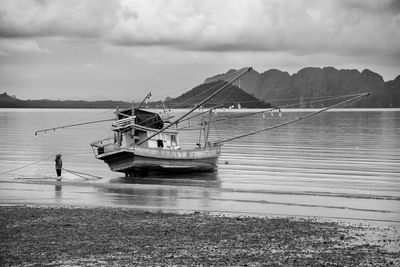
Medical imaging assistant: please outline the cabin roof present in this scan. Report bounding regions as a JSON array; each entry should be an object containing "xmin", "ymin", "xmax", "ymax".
[{"xmin": 118, "ymin": 108, "xmax": 164, "ymax": 130}]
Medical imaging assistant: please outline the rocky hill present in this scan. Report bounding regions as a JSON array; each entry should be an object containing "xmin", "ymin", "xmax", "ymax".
[
  {"xmin": 207, "ymin": 67, "xmax": 400, "ymax": 108},
  {"xmin": 165, "ymin": 81, "xmax": 270, "ymax": 109},
  {"xmin": 0, "ymin": 92, "xmax": 21, "ymax": 105},
  {"xmin": 2, "ymin": 66, "xmax": 399, "ymax": 109}
]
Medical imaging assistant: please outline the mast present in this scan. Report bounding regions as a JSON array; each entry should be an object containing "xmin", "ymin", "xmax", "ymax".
[
  {"xmin": 137, "ymin": 92, "xmax": 152, "ymax": 109},
  {"xmin": 204, "ymin": 110, "xmax": 212, "ymax": 147},
  {"xmin": 137, "ymin": 67, "xmax": 252, "ymax": 145}
]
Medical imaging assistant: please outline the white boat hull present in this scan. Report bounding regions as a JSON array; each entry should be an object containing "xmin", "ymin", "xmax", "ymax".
[{"xmin": 96, "ymin": 146, "xmax": 221, "ymax": 174}]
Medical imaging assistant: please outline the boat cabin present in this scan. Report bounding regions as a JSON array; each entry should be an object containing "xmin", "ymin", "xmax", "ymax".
[
  {"xmin": 120, "ymin": 124, "xmax": 179, "ymax": 149},
  {"xmin": 92, "ymin": 108, "xmax": 180, "ymax": 156},
  {"xmin": 116, "ymin": 108, "xmax": 178, "ymax": 149}
]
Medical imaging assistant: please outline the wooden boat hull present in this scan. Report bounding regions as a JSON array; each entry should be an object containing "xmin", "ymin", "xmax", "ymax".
[{"xmin": 96, "ymin": 146, "xmax": 221, "ymax": 174}]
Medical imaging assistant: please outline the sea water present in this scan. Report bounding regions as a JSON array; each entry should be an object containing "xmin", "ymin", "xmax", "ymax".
[{"xmin": 0, "ymin": 108, "xmax": 399, "ymax": 222}]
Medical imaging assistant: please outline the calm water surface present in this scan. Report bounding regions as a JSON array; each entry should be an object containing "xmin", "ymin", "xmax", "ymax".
[{"xmin": 0, "ymin": 108, "xmax": 399, "ymax": 222}]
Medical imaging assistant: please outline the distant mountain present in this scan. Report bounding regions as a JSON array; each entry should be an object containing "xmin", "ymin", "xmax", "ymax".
[
  {"xmin": 0, "ymin": 92, "xmax": 22, "ymax": 105},
  {"xmin": 58, "ymin": 94, "xmax": 109, "ymax": 101},
  {"xmin": 3, "ymin": 66, "xmax": 399, "ymax": 109},
  {"xmin": 165, "ymin": 81, "xmax": 270, "ymax": 109},
  {"xmin": 383, "ymin": 75, "xmax": 400, "ymax": 107},
  {"xmin": 207, "ymin": 67, "xmax": 400, "ymax": 108},
  {"xmin": 0, "ymin": 92, "xmax": 133, "ymax": 109}
]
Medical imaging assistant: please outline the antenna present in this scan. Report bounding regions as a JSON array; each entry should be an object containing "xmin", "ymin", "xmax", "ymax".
[{"xmin": 137, "ymin": 92, "xmax": 152, "ymax": 109}]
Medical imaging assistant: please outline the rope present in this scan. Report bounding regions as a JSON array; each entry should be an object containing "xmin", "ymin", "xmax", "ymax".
[
  {"xmin": 33, "ymin": 69, "xmax": 249, "ymax": 138},
  {"xmin": 62, "ymin": 168, "xmax": 104, "ymax": 180},
  {"xmin": 178, "ymin": 102, "xmax": 234, "ymax": 124},
  {"xmin": 258, "ymin": 93, "xmax": 363, "ymax": 103},
  {"xmin": 0, "ymin": 155, "xmax": 54, "ymax": 175},
  {"xmin": 166, "ymin": 79, "xmax": 229, "ymax": 109},
  {"xmin": 140, "ymin": 91, "xmax": 361, "ymax": 132},
  {"xmin": 213, "ymin": 93, "xmax": 363, "ymax": 124},
  {"xmin": 137, "ymin": 68, "xmax": 252, "ymax": 145},
  {"xmin": 175, "ymin": 83, "xmax": 237, "ymax": 108},
  {"xmin": 164, "ymin": 68, "xmax": 249, "ymax": 109},
  {"xmin": 215, "ymin": 93, "xmax": 369, "ymax": 144},
  {"xmin": 176, "ymin": 93, "xmax": 360, "ymax": 131},
  {"xmin": 0, "ymin": 152, "xmax": 93, "ymax": 175},
  {"xmin": 151, "ymin": 67, "xmax": 244, "ymax": 103}
]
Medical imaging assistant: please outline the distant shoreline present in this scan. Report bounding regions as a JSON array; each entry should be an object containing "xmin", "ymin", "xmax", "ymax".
[{"xmin": 1, "ymin": 107, "xmax": 400, "ymax": 112}]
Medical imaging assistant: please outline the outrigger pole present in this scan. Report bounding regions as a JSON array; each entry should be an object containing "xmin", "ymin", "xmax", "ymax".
[
  {"xmin": 34, "ymin": 93, "xmax": 154, "ymax": 135},
  {"xmin": 34, "ymin": 118, "xmax": 115, "ymax": 136},
  {"xmin": 137, "ymin": 67, "xmax": 253, "ymax": 145},
  {"xmin": 215, "ymin": 92, "xmax": 370, "ymax": 144}
]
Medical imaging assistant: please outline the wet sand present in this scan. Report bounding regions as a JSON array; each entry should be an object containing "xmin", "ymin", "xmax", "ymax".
[{"xmin": 1, "ymin": 205, "xmax": 399, "ymax": 266}]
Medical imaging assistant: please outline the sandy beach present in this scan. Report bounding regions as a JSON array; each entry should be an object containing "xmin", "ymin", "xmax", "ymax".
[{"xmin": 1, "ymin": 205, "xmax": 399, "ymax": 266}]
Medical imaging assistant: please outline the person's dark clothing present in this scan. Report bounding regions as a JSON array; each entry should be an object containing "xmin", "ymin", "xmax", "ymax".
[{"xmin": 55, "ymin": 154, "xmax": 62, "ymax": 177}]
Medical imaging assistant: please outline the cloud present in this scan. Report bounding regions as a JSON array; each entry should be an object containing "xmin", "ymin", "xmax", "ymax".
[
  {"xmin": 107, "ymin": 0, "xmax": 400, "ymax": 57},
  {"xmin": 84, "ymin": 63, "xmax": 96, "ymax": 68},
  {"xmin": 0, "ymin": 0, "xmax": 399, "ymax": 61},
  {"xmin": 0, "ymin": 38, "xmax": 49, "ymax": 53},
  {"xmin": 0, "ymin": 50, "xmax": 9, "ymax": 56},
  {"xmin": 0, "ymin": 0, "xmax": 119, "ymax": 38}
]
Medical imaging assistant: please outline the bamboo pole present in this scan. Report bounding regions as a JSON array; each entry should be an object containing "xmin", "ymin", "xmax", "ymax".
[
  {"xmin": 34, "ymin": 118, "xmax": 114, "ymax": 136},
  {"xmin": 216, "ymin": 92, "xmax": 370, "ymax": 144}
]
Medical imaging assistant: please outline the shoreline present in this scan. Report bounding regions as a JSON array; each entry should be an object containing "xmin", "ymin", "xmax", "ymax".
[
  {"xmin": 2, "ymin": 201, "xmax": 400, "ymax": 225},
  {"xmin": 1, "ymin": 107, "xmax": 400, "ymax": 111},
  {"xmin": 1, "ymin": 205, "xmax": 399, "ymax": 266}
]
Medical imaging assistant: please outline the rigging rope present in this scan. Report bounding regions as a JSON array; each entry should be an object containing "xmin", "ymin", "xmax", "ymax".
[
  {"xmin": 176, "ymin": 93, "xmax": 362, "ymax": 131},
  {"xmin": 33, "ymin": 68, "xmax": 251, "ymax": 136},
  {"xmin": 215, "ymin": 93, "xmax": 369, "ymax": 144},
  {"xmin": 213, "ymin": 93, "xmax": 364, "ymax": 124},
  {"xmin": 150, "ymin": 67, "xmax": 245, "ymax": 105},
  {"xmin": 174, "ymin": 93, "xmax": 366, "ymax": 133},
  {"xmin": 166, "ymin": 79, "xmax": 228, "ymax": 109},
  {"xmin": 163, "ymin": 68, "xmax": 249, "ymax": 109},
  {"xmin": 0, "ymin": 152, "xmax": 102, "ymax": 181},
  {"xmin": 0, "ymin": 155, "xmax": 54, "ymax": 175},
  {"xmin": 62, "ymin": 168, "xmax": 103, "ymax": 180},
  {"xmin": 137, "ymin": 67, "xmax": 252, "ymax": 145},
  {"xmin": 178, "ymin": 102, "xmax": 234, "ymax": 124}
]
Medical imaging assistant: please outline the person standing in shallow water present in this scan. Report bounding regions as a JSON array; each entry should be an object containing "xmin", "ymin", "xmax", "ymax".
[{"xmin": 55, "ymin": 154, "xmax": 62, "ymax": 181}]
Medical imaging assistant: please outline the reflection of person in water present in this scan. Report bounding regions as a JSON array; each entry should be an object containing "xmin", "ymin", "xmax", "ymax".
[
  {"xmin": 55, "ymin": 154, "xmax": 62, "ymax": 181},
  {"xmin": 55, "ymin": 184, "xmax": 62, "ymax": 200}
]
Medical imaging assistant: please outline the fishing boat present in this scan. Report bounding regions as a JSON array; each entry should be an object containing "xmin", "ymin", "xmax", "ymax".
[
  {"xmin": 89, "ymin": 68, "xmax": 253, "ymax": 176},
  {"xmin": 34, "ymin": 67, "xmax": 370, "ymax": 177},
  {"xmin": 90, "ymin": 107, "xmax": 221, "ymax": 175}
]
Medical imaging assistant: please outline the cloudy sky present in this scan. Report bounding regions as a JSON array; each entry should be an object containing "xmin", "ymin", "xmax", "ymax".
[{"xmin": 1, "ymin": 0, "xmax": 399, "ymax": 101}]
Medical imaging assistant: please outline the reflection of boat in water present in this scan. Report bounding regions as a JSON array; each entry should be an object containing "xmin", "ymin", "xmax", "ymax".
[{"xmin": 109, "ymin": 170, "xmax": 220, "ymax": 187}]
